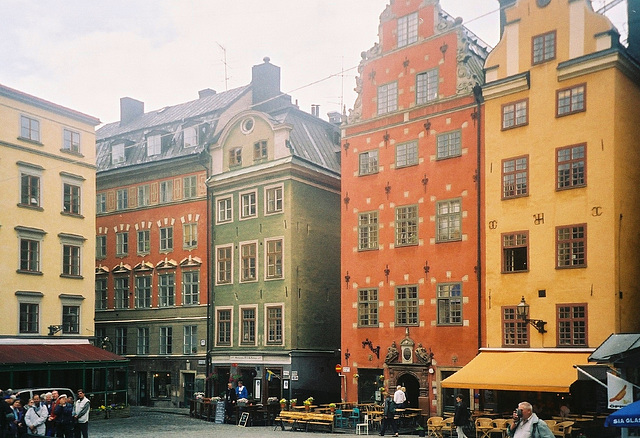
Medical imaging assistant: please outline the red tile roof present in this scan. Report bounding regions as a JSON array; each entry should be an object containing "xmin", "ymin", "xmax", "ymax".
[{"xmin": 0, "ymin": 344, "xmax": 126, "ymax": 365}]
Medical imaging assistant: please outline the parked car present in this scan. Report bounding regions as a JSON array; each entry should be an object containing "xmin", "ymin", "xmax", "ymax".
[{"xmin": 14, "ymin": 388, "xmax": 76, "ymax": 405}]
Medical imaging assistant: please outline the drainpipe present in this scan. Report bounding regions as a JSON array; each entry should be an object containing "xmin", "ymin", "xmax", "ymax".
[
  {"xmin": 198, "ymin": 148, "xmax": 213, "ymax": 397},
  {"xmin": 473, "ymin": 84, "xmax": 484, "ymax": 352}
]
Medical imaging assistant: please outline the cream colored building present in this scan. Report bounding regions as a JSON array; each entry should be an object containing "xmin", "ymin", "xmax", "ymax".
[{"xmin": 0, "ymin": 84, "xmax": 107, "ymax": 388}]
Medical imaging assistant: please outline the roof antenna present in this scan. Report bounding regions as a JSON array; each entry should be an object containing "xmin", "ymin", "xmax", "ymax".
[{"xmin": 216, "ymin": 42, "xmax": 230, "ymax": 91}]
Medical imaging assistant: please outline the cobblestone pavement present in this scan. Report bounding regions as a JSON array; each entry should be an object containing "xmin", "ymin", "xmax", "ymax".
[{"xmin": 90, "ymin": 406, "xmax": 382, "ymax": 437}]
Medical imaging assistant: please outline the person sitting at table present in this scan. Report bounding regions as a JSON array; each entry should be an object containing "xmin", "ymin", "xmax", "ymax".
[
  {"xmin": 380, "ymin": 391, "xmax": 398, "ymax": 437},
  {"xmin": 507, "ymin": 401, "xmax": 554, "ymax": 438},
  {"xmin": 454, "ymin": 394, "xmax": 470, "ymax": 438}
]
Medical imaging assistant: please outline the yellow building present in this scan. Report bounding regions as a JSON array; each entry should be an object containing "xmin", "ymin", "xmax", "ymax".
[
  {"xmin": 0, "ymin": 85, "xmax": 125, "ymax": 392},
  {"xmin": 443, "ymin": 0, "xmax": 640, "ymax": 412}
]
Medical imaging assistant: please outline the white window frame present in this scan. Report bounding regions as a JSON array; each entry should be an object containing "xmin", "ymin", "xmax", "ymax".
[
  {"xmin": 183, "ymin": 175, "xmax": 197, "ymax": 199},
  {"xmin": 264, "ymin": 184, "xmax": 284, "ymax": 215},
  {"xmin": 183, "ymin": 223, "xmax": 198, "ymax": 249},
  {"xmin": 359, "ymin": 150, "xmax": 379, "ymax": 176},
  {"xmin": 377, "ymin": 82, "xmax": 398, "ymax": 115},
  {"xmin": 397, "ymin": 12, "xmax": 418, "ymax": 48},
  {"xmin": 116, "ymin": 189, "xmax": 128, "ymax": 211},
  {"xmin": 240, "ymin": 305, "xmax": 258, "ymax": 346},
  {"xmin": 183, "ymin": 325, "xmax": 198, "ymax": 355},
  {"xmin": 264, "ymin": 303, "xmax": 284, "ymax": 345},
  {"xmin": 158, "ymin": 273, "xmax": 175, "ymax": 307},
  {"xmin": 112, "ymin": 143, "xmax": 125, "ymax": 164},
  {"xmin": 159, "ymin": 226, "xmax": 173, "ymax": 252},
  {"xmin": 184, "ymin": 126, "xmax": 198, "ymax": 148},
  {"xmin": 215, "ymin": 306, "xmax": 234, "ymax": 347},
  {"xmin": 416, "ymin": 68, "xmax": 438, "ymax": 104},
  {"xmin": 436, "ymin": 130, "xmax": 462, "ymax": 160},
  {"xmin": 147, "ymin": 134, "xmax": 162, "ymax": 156},
  {"xmin": 215, "ymin": 244, "xmax": 234, "ymax": 285},
  {"xmin": 137, "ymin": 229, "xmax": 150, "ymax": 255},
  {"xmin": 159, "ymin": 326, "xmax": 173, "ymax": 355},
  {"xmin": 116, "ymin": 232, "xmax": 129, "ymax": 256},
  {"xmin": 265, "ymin": 237, "xmax": 284, "ymax": 280},
  {"xmin": 159, "ymin": 180, "xmax": 173, "ymax": 203},
  {"xmin": 239, "ymin": 240, "xmax": 258, "ymax": 283},
  {"xmin": 240, "ymin": 189, "xmax": 257, "ymax": 219},
  {"xmin": 216, "ymin": 196, "xmax": 233, "ymax": 223},
  {"xmin": 96, "ymin": 193, "xmax": 106, "ymax": 213},
  {"xmin": 395, "ymin": 140, "xmax": 418, "ymax": 168},
  {"xmin": 182, "ymin": 270, "xmax": 200, "ymax": 306},
  {"xmin": 138, "ymin": 185, "xmax": 150, "ymax": 207}
]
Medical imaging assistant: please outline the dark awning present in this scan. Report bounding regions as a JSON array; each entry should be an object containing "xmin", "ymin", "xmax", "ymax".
[
  {"xmin": 589, "ymin": 333, "xmax": 640, "ymax": 364},
  {"xmin": 0, "ymin": 343, "xmax": 126, "ymax": 365}
]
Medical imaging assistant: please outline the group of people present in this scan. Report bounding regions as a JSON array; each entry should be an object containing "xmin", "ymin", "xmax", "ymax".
[
  {"xmin": 0, "ymin": 389, "xmax": 90, "ymax": 438},
  {"xmin": 223, "ymin": 380, "xmax": 248, "ymax": 424}
]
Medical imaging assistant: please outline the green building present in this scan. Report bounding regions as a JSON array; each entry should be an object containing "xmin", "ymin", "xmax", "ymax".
[{"xmin": 206, "ymin": 60, "xmax": 342, "ymax": 404}]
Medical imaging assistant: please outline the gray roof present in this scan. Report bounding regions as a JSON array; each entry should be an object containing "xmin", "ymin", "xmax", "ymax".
[
  {"xmin": 271, "ymin": 107, "xmax": 341, "ymax": 174},
  {"xmin": 96, "ymin": 86, "xmax": 250, "ymax": 172}
]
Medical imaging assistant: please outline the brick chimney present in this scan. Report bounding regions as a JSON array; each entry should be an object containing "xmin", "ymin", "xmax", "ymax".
[
  {"xmin": 120, "ymin": 97, "xmax": 144, "ymax": 125},
  {"xmin": 628, "ymin": 0, "xmax": 640, "ymax": 62},
  {"xmin": 498, "ymin": 0, "xmax": 517, "ymax": 39}
]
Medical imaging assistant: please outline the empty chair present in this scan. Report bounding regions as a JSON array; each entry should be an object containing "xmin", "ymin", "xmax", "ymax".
[
  {"xmin": 552, "ymin": 421, "xmax": 574, "ymax": 438},
  {"xmin": 427, "ymin": 416, "xmax": 444, "ymax": 438},
  {"xmin": 334, "ymin": 409, "xmax": 349, "ymax": 428},
  {"xmin": 475, "ymin": 417, "xmax": 494, "ymax": 438},
  {"xmin": 348, "ymin": 407, "xmax": 361, "ymax": 427},
  {"xmin": 356, "ymin": 413, "xmax": 369, "ymax": 435}
]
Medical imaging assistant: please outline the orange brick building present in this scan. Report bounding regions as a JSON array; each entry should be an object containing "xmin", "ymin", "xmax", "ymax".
[{"xmin": 341, "ymin": 0, "xmax": 487, "ymax": 414}]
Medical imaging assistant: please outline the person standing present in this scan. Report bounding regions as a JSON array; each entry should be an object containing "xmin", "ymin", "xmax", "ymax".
[
  {"xmin": 380, "ymin": 391, "xmax": 399, "ymax": 437},
  {"xmin": 54, "ymin": 395, "xmax": 74, "ymax": 438},
  {"xmin": 224, "ymin": 382, "xmax": 237, "ymax": 424},
  {"xmin": 453, "ymin": 394, "xmax": 470, "ymax": 438},
  {"xmin": 73, "ymin": 390, "xmax": 90, "ymax": 438},
  {"xmin": 507, "ymin": 401, "xmax": 554, "ymax": 438},
  {"xmin": 9, "ymin": 399, "xmax": 25, "ymax": 438},
  {"xmin": 1, "ymin": 395, "xmax": 14, "ymax": 438},
  {"xmin": 25, "ymin": 395, "xmax": 48, "ymax": 436},
  {"xmin": 393, "ymin": 385, "xmax": 406, "ymax": 409},
  {"xmin": 235, "ymin": 381, "xmax": 248, "ymax": 400}
]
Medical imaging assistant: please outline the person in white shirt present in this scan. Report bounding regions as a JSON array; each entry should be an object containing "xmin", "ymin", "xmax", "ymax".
[
  {"xmin": 508, "ymin": 401, "xmax": 554, "ymax": 438},
  {"xmin": 25, "ymin": 395, "xmax": 49, "ymax": 436},
  {"xmin": 73, "ymin": 389, "xmax": 91, "ymax": 438},
  {"xmin": 393, "ymin": 385, "xmax": 406, "ymax": 409}
]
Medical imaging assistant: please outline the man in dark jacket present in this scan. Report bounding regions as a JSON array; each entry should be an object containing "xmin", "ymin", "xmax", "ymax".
[
  {"xmin": 224, "ymin": 382, "xmax": 237, "ymax": 424},
  {"xmin": 454, "ymin": 394, "xmax": 470, "ymax": 438},
  {"xmin": 379, "ymin": 391, "xmax": 398, "ymax": 437}
]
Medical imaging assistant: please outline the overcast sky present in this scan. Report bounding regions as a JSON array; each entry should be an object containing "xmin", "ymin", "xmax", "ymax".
[{"xmin": 0, "ymin": 1, "xmax": 627, "ymax": 125}]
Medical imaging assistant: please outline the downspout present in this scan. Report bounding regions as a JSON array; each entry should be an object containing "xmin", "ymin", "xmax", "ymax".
[
  {"xmin": 199, "ymin": 148, "xmax": 213, "ymax": 397},
  {"xmin": 473, "ymin": 84, "xmax": 484, "ymax": 352}
]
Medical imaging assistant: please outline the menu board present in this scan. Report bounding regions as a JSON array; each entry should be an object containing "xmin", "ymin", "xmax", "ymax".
[{"xmin": 214, "ymin": 401, "xmax": 225, "ymax": 424}]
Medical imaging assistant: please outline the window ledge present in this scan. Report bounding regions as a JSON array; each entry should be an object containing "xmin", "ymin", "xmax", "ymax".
[
  {"xmin": 16, "ymin": 269, "xmax": 43, "ymax": 276},
  {"xmin": 60, "ymin": 274, "xmax": 84, "ymax": 280},
  {"xmin": 17, "ymin": 137, "xmax": 43, "ymax": 146},
  {"xmin": 17, "ymin": 203, "xmax": 44, "ymax": 211},
  {"xmin": 60, "ymin": 148, "xmax": 84, "ymax": 158},
  {"xmin": 61, "ymin": 211, "xmax": 85, "ymax": 219}
]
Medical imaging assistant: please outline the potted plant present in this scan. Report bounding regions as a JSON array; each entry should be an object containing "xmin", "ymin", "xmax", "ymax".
[
  {"xmin": 290, "ymin": 398, "xmax": 297, "ymax": 409},
  {"xmin": 416, "ymin": 425, "xmax": 426, "ymax": 437},
  {"xmin": 303, "ymin": 397, "xmax": 314, "ymax": 411},
  {"xmin": 280, "ymin": 398, "xmax": 287, "ymax": 408},
  {"xmin": 329, "ymin": 402, "xmax": 336, "ymax": 413}
]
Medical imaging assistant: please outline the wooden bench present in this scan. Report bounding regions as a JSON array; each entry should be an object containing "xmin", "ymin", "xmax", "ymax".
[
  {"xmin": 305, "ymin": 413, "xmax": 334, "ymax": 432},
  {"xmin": 274, "ymin": 411, "xmax": 334, "ymax": 432},
  {"xmin": 274, "ymin": 411, "xmax": 309, "ymax": 431}
]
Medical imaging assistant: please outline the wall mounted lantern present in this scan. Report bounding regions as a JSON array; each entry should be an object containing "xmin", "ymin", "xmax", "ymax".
[{"xmin": 516, "ymin": 296, "xmax": 547, "ymax": 334}]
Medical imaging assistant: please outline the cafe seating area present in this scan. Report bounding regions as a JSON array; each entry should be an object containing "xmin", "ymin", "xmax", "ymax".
[{"xmin": 190, "ymin": 398, "xmax": 607, "ymax": 437}]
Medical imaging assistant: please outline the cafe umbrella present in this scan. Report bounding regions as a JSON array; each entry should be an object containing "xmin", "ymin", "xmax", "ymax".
[{"xmin": 605, "ymin": 399, "xmax": 640, "ymax": 428}]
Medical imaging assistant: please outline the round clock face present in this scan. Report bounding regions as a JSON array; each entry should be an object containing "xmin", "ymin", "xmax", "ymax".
[{"xmin": 537, "ymin": 0, "xmax": 551, "ymax": 7}]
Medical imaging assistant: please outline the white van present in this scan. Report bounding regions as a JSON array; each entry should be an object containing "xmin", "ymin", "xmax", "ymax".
[{"xmin": 14, "ymin": 388, "xmax": 76, "ymax": 405}]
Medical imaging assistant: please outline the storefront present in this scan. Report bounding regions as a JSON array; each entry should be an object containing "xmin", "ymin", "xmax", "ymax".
[{"xmin": 0, "ymin": 341, "xmax": 129, "ymax": 407}]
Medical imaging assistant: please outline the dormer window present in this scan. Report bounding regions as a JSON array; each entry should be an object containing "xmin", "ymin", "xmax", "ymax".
[
  {"xmin": 148, "ymin": 134, "xmax": 161, "ymax": 156},
  {"xmin": 112, "ymin": 143, "xmax": 125, "ymax": 164},
  {"xmin": 184, "ymin": 126, "xmax": 198, "ymax": 148},
  {"xmin": 229, "ymin": 148, "xmax": 242, "ymax": 167}
]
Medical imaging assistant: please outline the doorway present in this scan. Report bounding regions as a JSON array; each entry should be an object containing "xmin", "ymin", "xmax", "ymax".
[
  {"xmin": 137, "ymin": 371, "xmax": 148, "ymax": 406},
  {"xmin": 183, "ymin": 373, "xmax": 195, "ymax": 407},
  {"xmin": 397, "ymin": 373, "xmax": 420, "ymax": 409}
]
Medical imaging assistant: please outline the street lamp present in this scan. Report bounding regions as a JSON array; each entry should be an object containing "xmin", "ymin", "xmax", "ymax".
[{"xmin": 516, "ymin": 296, "xmax": 547, "ymax": 334}]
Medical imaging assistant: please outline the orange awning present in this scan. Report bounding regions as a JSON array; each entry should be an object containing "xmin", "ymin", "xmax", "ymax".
[{"xmin": 441, "ymin": 351, "xmax": 591, "ymax": 392}]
